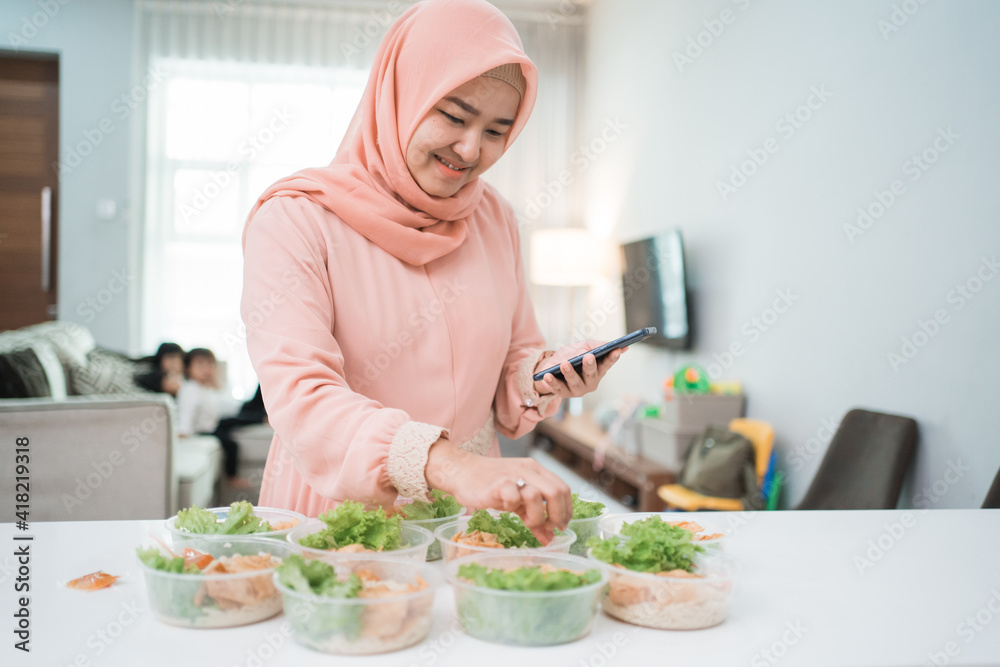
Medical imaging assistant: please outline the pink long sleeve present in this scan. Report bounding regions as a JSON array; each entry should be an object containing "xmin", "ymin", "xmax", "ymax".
[{"xmin": 493, "ymin": 210, "xmax": 562, "ymax": 438}]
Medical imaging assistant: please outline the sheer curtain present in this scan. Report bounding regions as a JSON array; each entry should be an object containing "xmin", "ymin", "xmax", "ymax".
[{"xmin": 135, "ymin": 0, "xmax": 584, "ymax": 396}]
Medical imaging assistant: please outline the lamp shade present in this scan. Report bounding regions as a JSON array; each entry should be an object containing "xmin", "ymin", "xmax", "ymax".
[{"xmin": 530, "ymin": 228, "xmax": 603, "ymax": 286}]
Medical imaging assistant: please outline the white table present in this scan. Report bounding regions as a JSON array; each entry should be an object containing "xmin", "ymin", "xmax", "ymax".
[{"xmin": 3, "ymin": 509, "xmax": 999, "ymax": 666}]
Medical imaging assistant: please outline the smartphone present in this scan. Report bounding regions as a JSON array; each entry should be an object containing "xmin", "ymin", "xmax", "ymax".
[{"xmin": 532, "ymin": 327, "xmax": 657, "ymax": 383}]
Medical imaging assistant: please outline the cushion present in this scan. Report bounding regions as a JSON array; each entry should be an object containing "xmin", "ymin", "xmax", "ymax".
[
  {"xmin": 22, "ymin": 321, "xmax": 96, "ymax": 368},
  {"xmin": 30, "ymin": 341, "xmax": 68, "ymax": 400},
  {"xmin": 0, "ymin": 348, "xmax": 51, "ymax": 398},
  {"xmin": 68, "ymin": 348, "xmax": 142, "ymax": 395}
]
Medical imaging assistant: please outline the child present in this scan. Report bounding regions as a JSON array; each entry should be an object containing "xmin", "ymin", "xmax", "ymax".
[
  {"xmin": 135, "ymin": 342, "xmax": 185, "ymax": 396},
  {"xmin": 175, "ymin": 348, "xmax": 251, "ymax": 489}
]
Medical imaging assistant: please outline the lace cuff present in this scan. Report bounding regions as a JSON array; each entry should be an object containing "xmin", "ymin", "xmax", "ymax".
[
  {"xmin": 516, "ymin": 349, "xmax": 558, "ymax": 413},
  {"xmin": 459, "ymin": 412, "xmax": 496, "ymax": 456},
  {"xmin": 387, "ymin": 421, "xmax": 448, "ymax": 502}
]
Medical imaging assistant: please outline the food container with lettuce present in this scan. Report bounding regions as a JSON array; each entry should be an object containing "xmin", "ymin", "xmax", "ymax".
[
  {"xmin": 137, "ymin": 537, "xmax": 290, "ymax": 628},
  {"xmin": 598, "ymin": 512, "xmax": 726, "ymax": 551},
  {"xmin": 586, "ymin": 517, "xmax": 734, "ymax": 630},
  {"xmin": 433, "ymin": 509, "xmax": 575, "ymax": 561},
  {"xmin": 165, "ymin": 501, "xmax": 306, "ymax": 546},
  {"xmin": 567, "ymin": 494, "xmax": 607, "ymax": 557},
  {"xmin": 275, "ymin": 554, "xmax": 439, "ymax": 654},
  {"xmin": 287, "ymin": 500, "xmax": 434, "ymax": 565},
  {"xmin": 446, "ymin": 552, "xmax": 607, "ymax": 646},
  {"xmin": 391, "ymin": 490, "xmax": 465, "ymax": 561}
]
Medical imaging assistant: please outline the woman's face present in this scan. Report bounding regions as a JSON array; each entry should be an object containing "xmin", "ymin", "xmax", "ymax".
[{"xmin": 405, "ymin": 76, "xmax": 520, "ymax": 198}]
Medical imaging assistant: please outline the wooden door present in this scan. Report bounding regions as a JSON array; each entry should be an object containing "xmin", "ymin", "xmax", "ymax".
[{"xmin": 0, "ymin": 52, "xmax": 59, "ymax": 331}]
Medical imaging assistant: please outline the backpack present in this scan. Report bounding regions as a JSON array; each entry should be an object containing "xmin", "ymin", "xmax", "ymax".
[{"xmin": 678, "ymin": 425, "xmax": 764, "ymax": 510}]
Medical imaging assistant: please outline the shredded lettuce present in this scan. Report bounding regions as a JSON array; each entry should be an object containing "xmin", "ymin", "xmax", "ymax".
[
  {"xmin": 586, "ymin": 516, "xmax": 704, "ymax": 573},
  {"xmin": 276, "ymin": 555, "xmax": 362, "ymax": 598},
  {"xmin": 298, "ymin": 500, "xmax": 402, "ymax": 551},
  {"xmin": 455, "ymin": 562, "xmax": 603, "ymax": 645},
  {"xmin": 571, "ymin": 494, "xmax": 605, "ymax": 520},
  {"xmin": 398, "ymin": 490, "xmax": 463, "ymax": 520},
  {"xmin": 458, "ymin": 563, "xmax": 601, "ymax": 592},
  {"xmin": 174, "ymin": 501, "xmax": 272, "ymax": 535},
  {"xmin": 464, "ymin": 510, "xmax": 541, "ymax": 548},
  {"xmin": 136, "ymin": 546, "xmax": 201, "ymax": 574}
]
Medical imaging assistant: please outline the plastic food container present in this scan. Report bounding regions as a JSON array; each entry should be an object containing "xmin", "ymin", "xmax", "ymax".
[
  {"xmin": 446, "ymin": 552, "xmax": 608, "ymax": 646},
  {"xmin": 277, "ymin": 558, "xmax": 440, "ymax": 655},
  {"xmin": 434, "ymin": 518, "xmax": 575, "ymax": 561},
  {"xmin": 597, "ymin": 512, "xmax": 726, "ymax": 551},
  {"xmin": 394, "ymin": 498, "xmax": 466, "ymax": 562},
  {"xmin": 589, "ymin": 554, "xmax": 734, "ymax": 630},
  {"xmin": 139, "ymin": 537, "xmax": 290, "ymax": 628},
  {"xmin": 286, "ymin": 521, "xmax": 434, "ymax": 565},
  {"xmin": 165, "ymin": 506, "xmax": 306, "ymax": 544}
]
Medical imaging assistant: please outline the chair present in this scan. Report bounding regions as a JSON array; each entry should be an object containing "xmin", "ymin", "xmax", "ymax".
[
  {"xmin": 796, "ymin": 408, "xmax": 917, "ymax": 510},
  {"xmin": 982, "ymin": 465, "xmax": 1000, "ymax": 509},
  {"xmin": 657, "ymin": 418, "xmax": 775, "ymax": 511}
]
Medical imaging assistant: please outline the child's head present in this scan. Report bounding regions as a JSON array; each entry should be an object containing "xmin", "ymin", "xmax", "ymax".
[
  {"xmin": 155, "ymin": 342, "xmax": 184, "ymax": 375},
  {"xmin": 183, "ymin": 348, "xmax": 217, "ymax": 385}
]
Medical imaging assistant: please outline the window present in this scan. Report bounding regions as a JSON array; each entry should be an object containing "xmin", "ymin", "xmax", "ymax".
[{"xmin": 143, "ymin": 59, "xmax": 365, "ymax": 398}]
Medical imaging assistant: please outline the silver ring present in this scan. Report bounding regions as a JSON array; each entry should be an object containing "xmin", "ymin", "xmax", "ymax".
[{"xmin": 516, "ymin": 478, "xmax": 526, "ymax": 489}]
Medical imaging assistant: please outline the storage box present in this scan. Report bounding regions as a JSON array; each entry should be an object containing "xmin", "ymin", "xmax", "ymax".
[
  {"xmin": 659, "ymin": 393, "xmax": 746, "ymax": 431},
  {"xmin": 637, "ymin": 419, "xmax": 700, "ymax": 471}
]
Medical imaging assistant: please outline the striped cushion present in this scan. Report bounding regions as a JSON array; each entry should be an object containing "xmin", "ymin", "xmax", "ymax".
[{"xmin": 68, "ymin": 349, "xmax": 142, "ymax": 395}]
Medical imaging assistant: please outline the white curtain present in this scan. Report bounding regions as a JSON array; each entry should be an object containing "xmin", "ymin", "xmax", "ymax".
[{"xmin": 135, "ymin": 0, "xmax": 585, "ymax": 392}]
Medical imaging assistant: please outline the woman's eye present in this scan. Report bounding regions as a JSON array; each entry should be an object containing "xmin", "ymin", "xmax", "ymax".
[
  {"xmin": 486, "ymin": 129, "xmax": 504, "ymax": 137},
  {"xmin": 440, "ymin": 110, "xmax": 462, "ymax": 124}
]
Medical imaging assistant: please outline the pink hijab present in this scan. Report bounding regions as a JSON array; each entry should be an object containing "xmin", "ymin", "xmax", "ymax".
[{"xmin": 242, "ymin": 0, "xmax": 539, "ymax": 266}]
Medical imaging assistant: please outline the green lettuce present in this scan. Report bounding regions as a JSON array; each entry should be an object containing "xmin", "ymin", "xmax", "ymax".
[
  {"xmin": 465, "ymin": 510, "xmax": 541, "ymax": 548},
  {"xmin": 455, "ymin": 563, "xmax": 603, "ymax": 645},
  {"xmin": 586, "ymin": 515, "xmax": 704, "ymax": 573},
  {"xmin": 571, "ymin": 494, "xmax": 605, "ymax": 520},
  {"xmin": 276, "ymin": 555, "xmax": 365, "ymax": 642},
  {"xmin": 136, "ymin": 546, "xmax": 201, "ymax": 574},
  {"xmin": 458, "ymin": 563, "xmax": 601, "ymax": 591},
  {"xmin": 398, "ymin": 490, "xmax": 463, "ymax": 520},
  {"xmin": 174, "ymin": 501, "xmax": 271, "ymax": 535},
  {"xmin": 298, "ymin": 500, "xmax": 402, "ymax": 551}
]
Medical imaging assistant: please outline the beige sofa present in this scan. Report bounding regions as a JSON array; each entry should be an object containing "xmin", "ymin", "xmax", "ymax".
[{"xmin": 0, "ymin": 321, "xmax": 222, "ymax": 519}]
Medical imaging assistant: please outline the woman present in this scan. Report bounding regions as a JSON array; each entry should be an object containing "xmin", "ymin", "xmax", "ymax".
[{"xmin": 241, "ymin": 0, "xmax": 622, "ymax": 542}]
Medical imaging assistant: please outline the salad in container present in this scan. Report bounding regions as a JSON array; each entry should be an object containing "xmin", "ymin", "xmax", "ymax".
[
  {"xmin": 433, "ymin": 510, "xmax": 575, "ymax": 561},
  {"xmin": 567, "ymin": 494, "xmax": 606, "ymax": 557},
  {"xmin": 275, "ymin": 554, "xmax": 439, "ymax": 655},
  {"xmin": 287, "ymin": 500, "xmax": 434, "ymax": 565},
  {"xmin": 390, "ymin": 490, "xmax": 466, "ymax": 561},
  {"xmin": 598, "ymin": 512, "xmax": 726, "ymax": 551},
  {"xmin": 446, "ymin": 552, "xmax": 608, "ymax": 646},
  {"xmin": 137, "ymin": 537, "xmax": 290, "ymax": 628},
  {"xmin": 165, "ymin": 501, "xmax": 305, "ymax": 545},
  {"xmin": 587, "ymin": 519, "xmax": 734, "ymax": 630}
]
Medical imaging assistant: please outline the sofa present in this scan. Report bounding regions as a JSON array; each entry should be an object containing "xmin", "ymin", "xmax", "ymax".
[{"xmin": 0, "ymin": 321, "xmax": 223, "ymax": 520}]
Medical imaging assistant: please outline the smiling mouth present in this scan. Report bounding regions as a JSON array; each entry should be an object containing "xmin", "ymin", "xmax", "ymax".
[{"xmin": 434, "ymin": 154, "xmax": 470, "ymax": 172}]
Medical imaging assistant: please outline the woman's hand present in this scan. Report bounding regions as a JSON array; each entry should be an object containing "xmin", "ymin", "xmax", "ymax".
[
  {"xmin": 533, "ymin": 339, "xmax": 627, "ymax": 399},
  {"xmin": 424, "ymin": 438, "xmax": 572, "ymax": 544}
]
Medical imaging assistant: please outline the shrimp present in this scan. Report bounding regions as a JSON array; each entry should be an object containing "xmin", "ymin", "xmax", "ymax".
[{"xmin": 67, "ymin": 571, "xmax": 119, "ymax": 591}]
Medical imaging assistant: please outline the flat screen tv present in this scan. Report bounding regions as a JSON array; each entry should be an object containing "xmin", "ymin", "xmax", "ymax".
[{"xmin": 620, "ymin": 231, "xmax": 691, "ymax": 349}]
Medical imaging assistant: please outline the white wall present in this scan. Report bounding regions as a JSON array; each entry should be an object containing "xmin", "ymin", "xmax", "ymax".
[
  {"xmin": 579, "ymin": 0, "xmax": 1000, "ymax": 508},
  {"xmin": 2, "ymin": 0, "xmax": 138, "ymax": 353}
]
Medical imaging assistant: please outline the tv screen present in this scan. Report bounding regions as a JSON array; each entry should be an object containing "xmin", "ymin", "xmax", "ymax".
[{"xmin": 621, "ymin": 231, "xmax": 691, "ymax": 349}]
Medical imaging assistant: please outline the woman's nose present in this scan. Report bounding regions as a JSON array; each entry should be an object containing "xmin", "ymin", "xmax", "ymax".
[{"xmin": 452, "ymin": 130, "xmax": 480, "ymax": 164}]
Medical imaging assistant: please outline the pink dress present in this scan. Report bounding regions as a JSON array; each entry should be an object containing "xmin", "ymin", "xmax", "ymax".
[{"xmin": 241, "ymin": 186, "xmax": 560, "ymax": 517}]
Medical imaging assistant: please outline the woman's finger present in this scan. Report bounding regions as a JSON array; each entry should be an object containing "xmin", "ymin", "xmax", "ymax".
[
  {"xmin": 518, "ymin": 483, "xmax": 548, "ymax": 529},
  {"xmin": 497, "ymin": 479, "xmax": 523, "ymax": 512},
  {"xmin": 559, "ymin": 360, "xmax": 586, "ymax": 394}
]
